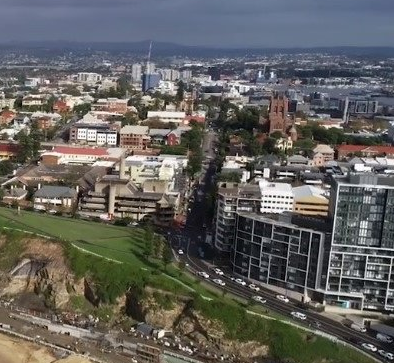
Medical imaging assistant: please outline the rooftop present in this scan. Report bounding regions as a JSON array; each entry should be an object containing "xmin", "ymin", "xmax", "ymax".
[{"xmin": 120, "ymin": 125, "xmax": 149, "ymax": 135}]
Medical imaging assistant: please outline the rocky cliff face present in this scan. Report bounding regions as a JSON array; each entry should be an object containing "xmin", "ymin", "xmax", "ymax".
[
  {"xmin": 126, "ymin": 291, "xmax": 269, "ymax": 359},
  {"xmin": 1, "ymin": 238, "xmax": 83, "ymax": 309}
]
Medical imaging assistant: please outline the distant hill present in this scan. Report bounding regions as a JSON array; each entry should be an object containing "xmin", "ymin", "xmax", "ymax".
[{"xmin": 1, "ymin": 40, "xmax": 394, "ymax": 58}]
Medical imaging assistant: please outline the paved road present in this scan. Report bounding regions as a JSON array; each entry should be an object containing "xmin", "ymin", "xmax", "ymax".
[{"xmin": 173, "ymin": 129, "xmax": 390, "ymax": 363}]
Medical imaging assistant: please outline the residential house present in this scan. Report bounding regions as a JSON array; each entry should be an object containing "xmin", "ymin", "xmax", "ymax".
[
  {"xmin": 33, "ymin": 185, "xmax": 78, "ymax": 212},
  {"xmin": 0, "ymin": 110, "xmax": 16, "ymax": 125},
  {"xmin": 313, "ymin": 144, "xmax": 335, "ymax": 163},
  {"xmin": 336, "ymin": 145, "xmax": 394, "ymax": 159},
  {"xmin": 53, "ymin": 100, "xmax": 70, "ymax": 113},
  {"xmin": 22, "ymin": 95, "xmax": 47, "ymax": 108},
  {"xmin": 2, "ymin": 187, "xmax": 28, "ymax": 205},
  {"xmin": 0, "ymin": 144, "xmax": 19, "ymax": 160}
]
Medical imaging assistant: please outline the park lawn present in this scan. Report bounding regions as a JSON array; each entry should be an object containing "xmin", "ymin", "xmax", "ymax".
[{"xmin": 0, "ymin": 207, "xmax": 135, "ymax": 241}]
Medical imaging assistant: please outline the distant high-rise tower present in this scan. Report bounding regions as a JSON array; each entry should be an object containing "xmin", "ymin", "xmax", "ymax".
[
  {"xmin": 208, "ymin": 66, "xmax": 220, "ymax": 81},
  {"xmin": 131, "ymin": 63, "xmax": 142, "ymax": 83},
  {"xmin": 142, "ymin": 41, "xmax": 160, "ymax": 92}
]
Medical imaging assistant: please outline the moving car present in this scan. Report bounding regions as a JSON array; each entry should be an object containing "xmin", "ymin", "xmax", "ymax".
[
  {"xmin": 291, "ymin": 311, "xmax": 307, "ymax": 320},
  {"xmin": 178, "ymin": 249, "xmax": 184, "ymax": 255},
  {"xmin": 249, "ymin": 284, "xmax": 260, "ymax": 292},
  {"xmin": 252, "ymin": 296, "xmax": 266, "ymax": 304},
  {"xmin": 276, "ymin": 294, "xmax": 289, "ymax": 303},
  {"xmin": 361, "ymin": 343, "xmax": 377, "ymax": 352},
  {"xmin": 378, "ymin": 350, "xmax": 394, "ymax": 360},
  {"xmin": 235, "ymin": 278, "xmax": 246, "ymax": 286},
  {"xmin": 198, "ymin": 271, "xmax": 209, "ymax": 279},
  {"xmin": 213, "ymin": 278, "xmax": 226, "ymax": 287},
  {"xmin": 376, "ymin": 333, "xmax": 393, "ymax": 343},
  {"xmin": 213, "ymin": 268, "xmax": 224, "ymax": 276}
]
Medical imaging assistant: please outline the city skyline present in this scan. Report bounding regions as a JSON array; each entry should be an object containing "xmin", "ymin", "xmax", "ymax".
[{"xmin": 1, "ymin": 0, "xmax": 393, "ymax": 48}]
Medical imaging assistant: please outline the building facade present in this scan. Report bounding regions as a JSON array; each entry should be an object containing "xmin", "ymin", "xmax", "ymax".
[
  {"xmin": 69, "ymin": 122, "xmax": 119, "ymax": 146},
  {"xmin": 214, "ymin": 183, "xmax": 261, "ymax": 252},
  {"xmin": 119, "ymin": 126, "xmax": 150, "ymax": 150},
  {"xmin": 233, "ymin": 212, "xmax": 327, "ymax": 296},
  {"xmin": 326, "ymin": 174, "xmax": 394, "ymax": 310}
]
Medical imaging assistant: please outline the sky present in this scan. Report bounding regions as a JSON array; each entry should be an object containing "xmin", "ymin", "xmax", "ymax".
[{"xmin": 0, "ymin": 0, "xmax": 393, "ymax": 48}]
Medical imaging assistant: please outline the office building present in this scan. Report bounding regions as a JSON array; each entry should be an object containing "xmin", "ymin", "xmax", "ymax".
[
  {"xmin": 207, "ymin": 66, "xmax": 221, "ymax": 81},
  {"xmin": 142, "ymin": 73, "xmax": 161, "ymax": 93},
  {"xmin": 326, "ymin": 173, "xmax": 394, "ymax": 310},
  {"xmin": 293, "ymin": 185, "xmax": 329, "ymax": 217},
  {"xmin": 233, "ymin": 212, "xmax": 328, "ymax": 296},
  {"xmin": 339, "ymin": 98, "xmax": 378, "ymax": 115},
  {"xmin": 131, "ymin": 63, "xmax": 142, "ymax": 83},
  {"xmin": 259, "ymin": 180, "xmax": 294, "ymax": 214}
]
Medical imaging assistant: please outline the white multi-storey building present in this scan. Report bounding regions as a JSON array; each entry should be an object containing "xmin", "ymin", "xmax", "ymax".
[
  {"xmin": 131, "ymin": 64, "xmax": 142, "ymax": 82},
  {"xmin": 77, "ymin": 72, "xmax": 102, "ymax": 84},
  {"xmin": 259, "ymin": 180, "xmax": 294, "ymax": 214}
]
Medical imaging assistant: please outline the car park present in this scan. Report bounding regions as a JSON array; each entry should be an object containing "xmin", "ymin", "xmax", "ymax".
[
  {"xmin": 378, "ymin": 350, "xmax": 394, "ymax": 360},
  {"xmin": 291, "ymin": 311, "xmax": 307, "ymax": 320},
  {"xmin": 213, "ymin": 278, "xmax": 226, "ymax": 286},
  {"xmin": 252, "ymin": 296, "xmax": 266, "ymax": 304},
  {"xmin": 235, "ymin": 278, "xmax": 247, "ymax": 286},
  {"xmin": 213, "ymin": 268, "xmax": 224, "ymax": 276},
  {"xmin": 361, "ymin": 343, "xmax": 377, "ymax": 352},
  {"xmin": 198, "ymin": 271, "xmax": 209, "ymax": 279},
  {"xmin": 276, "ymin": 294, "xmax": 289, "ymax": 303},
  {"xmin": 249, "ymin": 284, "xmax": 260, "ymax": 292}
]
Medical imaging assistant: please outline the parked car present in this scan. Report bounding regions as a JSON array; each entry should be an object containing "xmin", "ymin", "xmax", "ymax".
[
  {"xmin": 361, "ymin": 343, "xmax": 377, "ymax": 352},
  {"xmin": 249, "ymin": 284, "xmax": 260, "ymax": 292},
  {"xmin": 291, "ymin": 311, "xmax": 307, "ymax": 320},
  {"xmin": 252, "ymin": 296, "xmax": 266, "ymax": 304},
  {"xmin": 213, "ymin": 278, "xmax": 226, "ymax": 287},
  {"xmin": 178, "ymin": 249, "xmax": 184, "ymax": 255},
  {"xmin": 213, "ymin": 268, "xmax": 224, "ymax": 276},
  {"xmin": 276, "ymin": 295, "xmax": 289, "ymax": 303},
  {"xmin": 235, "ymin": 278, "xmax": 246, "ymax": 286}
]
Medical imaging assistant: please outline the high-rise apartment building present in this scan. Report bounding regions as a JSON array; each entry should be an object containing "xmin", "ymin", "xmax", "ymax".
[
  {"xmin": 326, "ymin": 174, "xmax": 394, "ymax": 310},
  {"xmin": 131, "ymin": 63, "xmax": 142, "ymax": 83},
  {"xmin": 233, "ymin": 212, "xmax": 328, "ymax": 296}
]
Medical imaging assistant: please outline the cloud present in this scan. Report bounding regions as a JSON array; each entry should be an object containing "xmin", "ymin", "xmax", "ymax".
[{"xmin": 0, "ymin": 0, "xmax": 393, "ymax": 47}]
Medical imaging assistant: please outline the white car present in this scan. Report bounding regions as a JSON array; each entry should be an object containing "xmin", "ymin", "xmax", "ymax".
[
  {"xmin": 378, "ymin": 350, "xmax": 394, "ymax": 361},
  {"xmin": 252, "ymin": 296, "xmax": 267, "ymax": 304},
  {"xmin": 213, "ymin": 268, "xmax": 224, "ymax": 276},
  {"xmin": 198, "ymin": 271, "xmax": 209, "ymax": 279},
  {"xmin": 249, "ymin": 284, "xmax": 260, "ymax": 292},
  {"xmin": 178, "ymin": 249, "xmax": 184, "ymax": 255},
  {"xmin": 235, "ymin": 278, "xmax": 246, "ymax": 286},
  {"xmin": 213, "ymin": 278, "xmax": 226, "ymax": 287},
  {"xmin": 276, "ymin": 294, "xmax": 289, "ymax": 303},
  {"xmin": 361, "ymin": 343, "xmax": 377, "ymax": 352},
  {"xmin": 291, "ymin": 311, "xmax": 307, "ymax": 320}
]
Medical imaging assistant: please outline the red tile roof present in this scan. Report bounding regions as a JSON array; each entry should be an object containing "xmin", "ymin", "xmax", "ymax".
[
  {"xmin": 53, "ymin": 146, "xmax": 109, "ymax": 156},
  {"xmin": 337, "ymin": 145, "xmax": 394, "ymax": 154},
  {"xmin": 0, "ymin": 143, "xmax": 19, "ymax": 153}
]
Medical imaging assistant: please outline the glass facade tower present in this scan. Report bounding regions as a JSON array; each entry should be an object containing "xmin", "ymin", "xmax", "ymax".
[{"xmin": 326, "ymin": 174, "xmax": 394, "ymax": 310}]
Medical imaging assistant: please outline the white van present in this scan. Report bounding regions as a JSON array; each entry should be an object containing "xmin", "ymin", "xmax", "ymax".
[{"xmin": 376, "ymin": 333, "xmax": 393, "ymax": 343}]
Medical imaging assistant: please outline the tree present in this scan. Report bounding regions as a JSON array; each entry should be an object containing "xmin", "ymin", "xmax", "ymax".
[
  {"xmin": 16, "ymin": 122, "xmax": 41, "ymax": 163},
  {"xmin": 73, "ymin": 103, "xmax": 91, "ymax": 116},
  {"xmin": 121, "ymin": 112, "xmax": 139, "ymax": 126},
  {"xmin": 176, "ymin": 80, "xmax": 185, "ymax": 103},
  {"xmin": 0, "ymin": 160, "xmax": 14, "ymax": 176},
  {"xmin": 162, "ymin": 243, "xmax": 172, "ymax": 269},
  {"xmin": 144, "ymin": 226, "xmax": 154, "ymax": 258}
]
